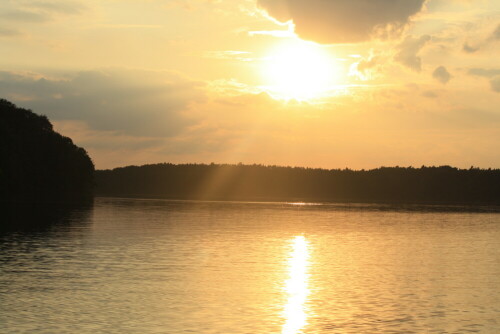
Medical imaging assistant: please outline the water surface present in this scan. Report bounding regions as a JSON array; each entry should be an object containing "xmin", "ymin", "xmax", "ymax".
[{"xmin": 1, "ymin": 198, "xmax": 500, "ymax": 333}]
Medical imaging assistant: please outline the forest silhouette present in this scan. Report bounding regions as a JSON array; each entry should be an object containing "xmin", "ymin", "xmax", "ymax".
[
  {"xmin": 96, "ymin": 163, "xmax": 500, "ymax": 204},
  {"xmin": 0, "ymin": 99, "xmax": 94, "ymax": 204}
]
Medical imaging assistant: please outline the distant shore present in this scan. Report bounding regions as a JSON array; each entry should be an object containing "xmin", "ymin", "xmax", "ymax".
[{"xmin": 95, "ymin": 163, "xmax": 500, "ymax": 206}]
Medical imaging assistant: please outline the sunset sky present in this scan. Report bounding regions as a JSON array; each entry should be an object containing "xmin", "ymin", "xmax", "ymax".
[{"xmin": 1, "ymin": 0, "xmax": 499, "ymax": 169}]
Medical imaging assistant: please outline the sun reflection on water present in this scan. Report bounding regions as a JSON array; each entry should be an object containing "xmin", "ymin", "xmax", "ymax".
[{"xmin": 282, "ymin": 236, "xmax": 310, "ymax": 334}]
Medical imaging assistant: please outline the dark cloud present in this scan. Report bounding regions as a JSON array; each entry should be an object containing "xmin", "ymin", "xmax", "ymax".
[
  {"xmin": 0, "ymin": 69, "xmax": 206, "ymax": 136},
  {"xmin": 0, "ymin": 27, "xmax": 22, "ymax": 37},
  {"xmin": 394, "ymin": 35, "xmax": 431, "ymax": 71},
  {"xmin": 462, "ymin": 42, "xmax": 479, "ymax": 53},
  {"xmin": 257, "ymin": 0, "xmax": 427, "ymax": 44},
  {"xmin": 432, "ymin": 66, "xmax": 451, "ymax": 84}
]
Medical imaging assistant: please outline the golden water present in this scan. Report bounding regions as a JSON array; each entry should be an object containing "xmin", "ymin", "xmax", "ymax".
[{"xmin": 1, "ymin": 198, "xmax": 499, "ymax": 333}]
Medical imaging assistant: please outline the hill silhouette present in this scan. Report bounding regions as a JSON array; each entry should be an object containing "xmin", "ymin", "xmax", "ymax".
[
  {"xmin": 96, "ymin": 163, "xmax": 500, "ymax": 204},
  {"xmin": 0, "ymin": 99, "xmax": 94, "ymax": 203}
]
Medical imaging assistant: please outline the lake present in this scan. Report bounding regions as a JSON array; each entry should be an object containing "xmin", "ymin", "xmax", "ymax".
[{"xmin": 1, "ymin": 197, "xmax": 500, "ymax": 333}]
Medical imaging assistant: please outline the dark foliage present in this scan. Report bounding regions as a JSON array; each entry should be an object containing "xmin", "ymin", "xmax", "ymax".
[
  {"xmin": 96, "ymin": 163, "xmax": 500, "ymax": 204},
  {"xmin": 0, "ymin": 99, "xmax": 94, "ymax": 203}
]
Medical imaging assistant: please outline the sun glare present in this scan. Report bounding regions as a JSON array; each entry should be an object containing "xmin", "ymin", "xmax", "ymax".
[
  {"xmin": 262, "ymin": 41, "xmax": 338, "ymax": 100},
  {"xmin": 282, "ymin": 236, "xmax": 310, "ymax": 334}
]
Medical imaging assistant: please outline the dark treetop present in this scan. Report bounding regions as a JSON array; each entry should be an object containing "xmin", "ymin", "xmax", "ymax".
[
  {"xmin": 0, "ymin": 99, "xmax": 94, "ymax": 203},
  {"xmin": 96, "ymin": 163, "xmax": 500, "ymax": 205}
]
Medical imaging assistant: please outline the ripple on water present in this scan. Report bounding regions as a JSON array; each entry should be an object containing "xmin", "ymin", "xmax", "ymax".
[{"xmin": 1, "ymin": 198, "xmax": 500, "ymax": 333}]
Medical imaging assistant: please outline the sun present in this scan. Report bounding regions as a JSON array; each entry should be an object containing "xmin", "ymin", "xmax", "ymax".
[{"xmin": 262, "ymin": 41, "xmax": 338, "ymax": 100}]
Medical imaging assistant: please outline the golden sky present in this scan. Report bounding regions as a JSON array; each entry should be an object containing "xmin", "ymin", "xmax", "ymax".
[{"xmin": 1, "ymin": 0, "xmax": 499, "ymax": 169}]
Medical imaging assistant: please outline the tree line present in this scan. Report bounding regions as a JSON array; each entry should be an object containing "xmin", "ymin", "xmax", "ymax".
[{"xmin": 95, "ymin": 163, "xmax": 500, "ymax": 204}]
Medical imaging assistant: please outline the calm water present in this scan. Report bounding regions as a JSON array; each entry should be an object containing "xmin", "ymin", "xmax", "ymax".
[{"xmin": 1, "ymin": 198, "xmax": 500, "ymax": 334}]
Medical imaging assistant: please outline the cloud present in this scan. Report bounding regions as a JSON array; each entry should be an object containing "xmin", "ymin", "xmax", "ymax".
[
  {"xmin": 0, "ymin": 10, "xmax": 49, "ymax": 23},
  {"xmin": 0, "ymin": 27, "xmax": 22, "ymax": 37},
  {"xmin": 462, "ymin": 42, "xmax": 479, "ymax": 53},
  {"xmin": 421, "ymin": 90, "xmax": 438, "ymax": 98},
  {"xmin": 203, "ymin": 50, "xmax": 256, "ymax": 62},
  {"xmin": 432, "ymin": 66, "xmax": 451, "ymax": 84},
  {"xmin": 27, "ymin": 1, "xmax": 87, "ymax": 15},
  {"xmin": 468, "ymin": 68, "xmax": 500, "ymax": 78},
  {"xmin": 357, "ymin": 56, "xmax": 379, "ymax": 74},
  {"xmin": 491, "ymin": 24, "xmax": 500, "ymax": 41},
  {"xmin": 0, "ymin": 1, "xmax": 86, "ymax": 23},
  {"xmin": 248, "ymin": 30, "xmax": 295, "ymax": 38},
  {"xmin": 257, "ymin": 0, "xmax": 427, "ymax": 44},
  {"xmin": 491, "ymin": 76, "xmax": 500, "ymax": 93},
  {"xmin": 467, "ymin": 68, "xmax": 500, "ymax": 93},
  {"xmin": 52, "ymin": 121, "xmax": 166, "ymax": 151},
  {"xmin": 350, "ymin": 52, "xmax": 384, "ymax": 81},
  {"xmin": 462, "ymin": 24, "xmax": 500, "ymax": 53},
  {"xmin": 0, "ymin": 69, "xmax": 206, "ymax": 136},
  {"xmin": 394, "ymin": 35, "xmax": 431, "ymax": 71}
]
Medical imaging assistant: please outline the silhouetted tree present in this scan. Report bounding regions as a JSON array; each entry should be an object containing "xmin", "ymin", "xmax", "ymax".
[{"xmin": 0, "ymin": 99, "xmax": 94, "ymax": 203}]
